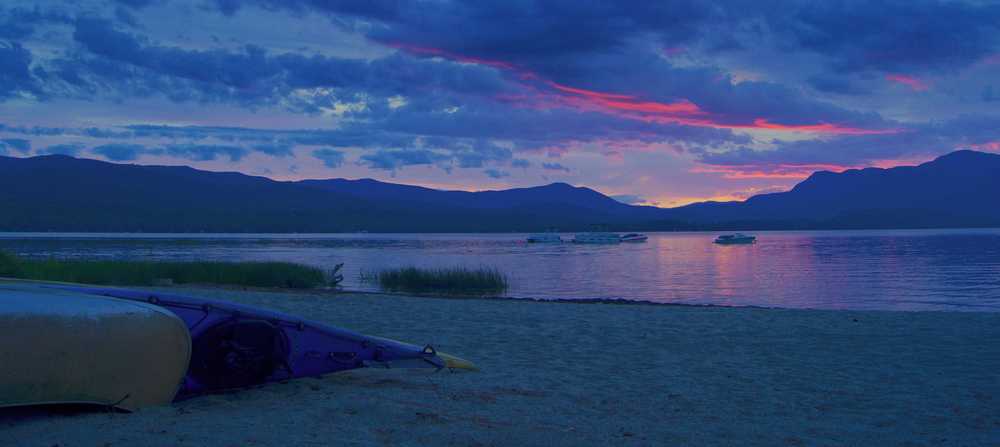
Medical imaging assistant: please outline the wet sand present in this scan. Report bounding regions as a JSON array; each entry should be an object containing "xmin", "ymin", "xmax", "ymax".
[{"xmin": 3, "ymin": 288, "xmax": 999, "ymax": 446}]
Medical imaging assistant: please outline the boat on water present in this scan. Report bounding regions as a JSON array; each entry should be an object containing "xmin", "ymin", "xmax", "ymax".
[
  {"xmin": 526, "ymin": 233, "xmax": 563, "ymax": 243},
  {"xmin": 714, "ymin": 233, "xmax": 756, "ymax": 244},
  {"xmin": 619, "ymin": 233, "xmax": 648, "ymax": 243},
  {"xmin": 572, "ymin": 232, "xmax": 622, "ymax": 244},
  {"xmin": 0, "ymin": 280, "xmax": 475, "ymax": 409}
]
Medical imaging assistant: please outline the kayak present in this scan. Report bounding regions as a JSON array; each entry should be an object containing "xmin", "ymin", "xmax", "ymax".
[
  {"xmin": 45, "ymin": 283, "xmax": 475, "ymax": 399},
  {"xmin": 0, "ymin": 283, "xmax": 191, "ymax": 410}
]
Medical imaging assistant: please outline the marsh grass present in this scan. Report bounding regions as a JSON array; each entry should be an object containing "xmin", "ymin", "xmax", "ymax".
[
  {"xmin": 0, "ymin": 251, "xmax": 329, "ymax": 289},
  {"xmin": 361, "ymin": 266, "xmax": 509, "ymax": 296}
]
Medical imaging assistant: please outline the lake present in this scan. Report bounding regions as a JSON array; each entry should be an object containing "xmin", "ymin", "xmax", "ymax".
[{"xmin": 2, "ymin": 229, "xmax": 999, "ymax": 311}]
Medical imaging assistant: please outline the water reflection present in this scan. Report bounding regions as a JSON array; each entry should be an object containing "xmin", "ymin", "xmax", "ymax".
[{"xmin": 1, "ymin": 229, "xmax": 998, "ymax": 311}]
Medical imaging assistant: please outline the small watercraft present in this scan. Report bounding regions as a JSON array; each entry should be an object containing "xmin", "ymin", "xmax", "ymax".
[
  {"xmin": 619, "ymin": 233, "xmax": 648, "ymax": 243},
  {"xmin": 54, "ymin": 284, "xmax": 476, "ymax": 399},
  {"xmin": 1, "ymin": 280, "xmax": 475, "ymax": 409},
  {"xmin": 572, "ymin": 232, "xmax": 621, "ymax": 244},
  {"xmin": 714, "ymin": 233, "xmax": 756, "ymax": 244},
  {"xmin": 0, "ymin": 283, "xmax": 191, "ymax": 410},
  {"xmin": 526, "ymin": 233, "xmax": 562, "ymax": 243}
]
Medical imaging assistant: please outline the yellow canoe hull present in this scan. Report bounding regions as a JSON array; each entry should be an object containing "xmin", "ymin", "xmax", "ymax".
[{"xmin": 0, "ymin": 284, "xmax": 191, "ymax": 410}]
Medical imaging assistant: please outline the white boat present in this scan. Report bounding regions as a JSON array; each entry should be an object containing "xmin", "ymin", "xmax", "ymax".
[
  {"xmin": 619, "ymin": 233, "xmax": 648, "ymax": 243},
  {"xmin": 572, "ymin": 232, "xmax": 622, "ymax": 244},
  {"xmin": 714, "ymin": 233, "xmax": 756, "ymax": 244},
  {"xmin": 526, "ymin": 233, "xmax": 563, "ymax": 243}
]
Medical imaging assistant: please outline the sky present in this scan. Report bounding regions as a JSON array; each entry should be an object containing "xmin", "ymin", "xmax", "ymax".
[{"xmin": 1, "ymin": 1, "xmax": 999, "ymax": 207}]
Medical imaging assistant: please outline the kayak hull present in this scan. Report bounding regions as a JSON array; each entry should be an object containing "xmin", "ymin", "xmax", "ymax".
[
  {"xmin": 0, "ymin": 285, "xmax": 191, "ymax": 410},
  {"xmin": 49, "ymin": 285, "xmax": 460, "ymax": 398}
]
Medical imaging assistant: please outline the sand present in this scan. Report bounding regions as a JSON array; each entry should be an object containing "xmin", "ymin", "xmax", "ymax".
[{"xmin": 2, "ymin": 288, "xmax": 999, "ymax": 446}]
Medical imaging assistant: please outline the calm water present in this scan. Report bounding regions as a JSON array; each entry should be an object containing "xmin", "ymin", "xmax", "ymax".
[{"xmin": 2, "ymin": 229, "xmax": 999, "ymax": 311}]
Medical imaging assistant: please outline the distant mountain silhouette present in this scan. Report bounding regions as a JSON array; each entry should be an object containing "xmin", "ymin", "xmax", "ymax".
[
  {"xmin": 0, "ymin": 150, "xmax": 997, "ymax": 232},
  {"xmin": 657, "ymin": 150, "xmax": 1000, "ymax": 229}
]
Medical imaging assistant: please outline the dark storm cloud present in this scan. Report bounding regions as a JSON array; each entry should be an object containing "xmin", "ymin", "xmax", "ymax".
[
  {"xmin": 253, "ymin": 0, "xmax": 1000, "ymax": 75},
  {"xmin": 215, "ymin": 0, "xmax": 714, "ymax": 57},
  {"xmin": 776, "ymin": 1, "xmax": 1000, "ymax": 74}
]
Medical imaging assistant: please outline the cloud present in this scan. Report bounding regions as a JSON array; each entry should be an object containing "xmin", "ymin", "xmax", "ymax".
[
  {"xmin": 112, "ymin": 0, "xmax": 161, "ymax": 9},
  {"xmin": 0, "ymin": 138, "xmax": 30, "ymax": 153},
  {"xmin": 312, "ymin": 148, "xmax": 345, "ymax": 168},
  {"xmin": 38, "ymin": 143, "xmax": 84, "ymax": 156},
  {"xmin": 611, "ymin": 194, "xmax": 646, "ymax": 205},
  {"xmin": 483, "ymin": 168, "xmax": 509, "ymax": 179},
  {"xmin": 885, "ymin": 74, "xmax": 929, "ymax": 91},
  {"xmin": 251, "ymin": 143, "xmax": 295, "ymax": 158},
  {"xmin": 91, "ymin": 143, "xmax": 146, "ymax": 161},
  {"xmin": 693, "ymin": 115, "xmax": 1000, "ymax": 175},
  {"xmin": 359, "ymin": 149, "xmax": 448, "ymax": 170},
  {"xmin": 776, "ymin": 1, "xmax": 1000, "ymax": 74},
  {"xmin": 2, "ymin": 0, "xmax": 999, "ymax": 204},
  {"xmin": 0, "ymin": 42, "xmax": 37, "ymax": 99},
  {"xmin": 163, "ymin": 144, "xmax": 248, "ymax": 162},
  {"xmin": 542, "ymin": 162, "xmax": 570, "ymax": 172}
]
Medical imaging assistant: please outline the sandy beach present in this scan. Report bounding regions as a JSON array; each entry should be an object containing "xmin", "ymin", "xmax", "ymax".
[{"xmin": 2, "ymin": 287, "xmax": 999, "ymax": 446}]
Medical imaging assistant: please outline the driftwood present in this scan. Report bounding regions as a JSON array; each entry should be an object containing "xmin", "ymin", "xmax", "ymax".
[{"xmin": 329, "ymin": 263, "xmax": 345, "ymax": 287}]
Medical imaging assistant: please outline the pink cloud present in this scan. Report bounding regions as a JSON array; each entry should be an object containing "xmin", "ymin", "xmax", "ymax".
[
  {"xmin": 690, "ymin": 164, "xmax": 843, "ymax": 180},
  {"xmin": 727, "ymin": 119, "xmax": 901, "ymax": 136},
  {"xmin": 391, "ymin": 43, "xmax": 897, "ymax": 136},
  {"xmin": 966, "ymin": 141, "xmax": 1000, "ymax": 153},
  {"xmin": 662, "ymin": 46, "xmax": 686, "ymax": 57},
  {"xmin": 982, "ymin": 54, "xmax": 1000, "ymax": 65},
  {"xmin": 886, "ymin": 74, "xmax": 930, "ymax": 91}
]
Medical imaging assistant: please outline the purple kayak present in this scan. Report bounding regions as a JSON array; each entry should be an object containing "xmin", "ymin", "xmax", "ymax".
[{"xmin": 48, "ymin": 284, "xmax": 475, "ymax": 399}]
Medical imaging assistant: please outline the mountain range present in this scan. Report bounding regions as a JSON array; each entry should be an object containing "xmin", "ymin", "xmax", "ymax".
[{"xmin": 1, "ymin": 150, "xmax": 997, "ymax": 232}]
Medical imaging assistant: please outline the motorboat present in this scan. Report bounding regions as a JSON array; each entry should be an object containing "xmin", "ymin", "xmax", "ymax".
[
  {"xmin": 526, "ymin": 233, "xmax": 563, "ymax": 243},
  {"xmin": 619, "ymin": 233, "xmax": 648, "ymax": 243},
  {"xmin": 714, "ymin": 233, "xmax": 756, "ymax": 244},
  {"xmin": 572, "ymin": 232, "xmax": 622, "ymax": 244}
]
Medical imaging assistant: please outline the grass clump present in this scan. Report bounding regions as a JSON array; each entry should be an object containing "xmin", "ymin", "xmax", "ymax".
[
  {"xmin": 0, "ymin": 251, "xmax": 331, "ymax": 289},
  {"xmin": 362, "ymin": 266, "xmax": 509, "ymax": 296}
]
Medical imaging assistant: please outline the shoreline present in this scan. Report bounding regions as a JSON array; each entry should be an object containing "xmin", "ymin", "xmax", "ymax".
[
  {"xmin": 4, "ymin": 286, "xmax": 999, "ymax": 446},
  {"xmin": 2, "ymin": 227, "xmax": 1000, "ymax": 239},
  {"xmin": 145, "ymin": 283, "xmax": 1000, "ymax": 313}
]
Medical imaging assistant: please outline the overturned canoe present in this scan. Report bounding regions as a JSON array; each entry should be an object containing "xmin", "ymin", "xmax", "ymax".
[
  {"xmin": 46, "ymin": 283, "xmax": 475, "ymax": 399},
  {"xmin": 0, "ymin": 283, "xmax": 191, "ymax": 410}
]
